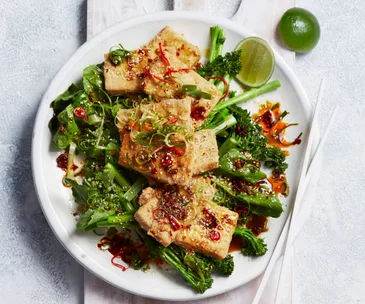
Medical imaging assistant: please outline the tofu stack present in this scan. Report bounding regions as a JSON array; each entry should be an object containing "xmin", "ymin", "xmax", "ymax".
[
  {"xmin": 109, "ymin": 27, "xmax": 238, "ymax": 260},
  {"xmin": 135, "ymin": 178, "xmax": 238, "ymax": 260}
]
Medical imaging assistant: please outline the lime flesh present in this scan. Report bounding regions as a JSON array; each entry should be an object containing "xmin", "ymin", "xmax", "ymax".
[
  {"xmin": 235, "ymin": 37, "xmax": 275, "ymax": 88},
  {"xmin": 279, "ymin": 7, "xmax": 320, "ymax": 53}
]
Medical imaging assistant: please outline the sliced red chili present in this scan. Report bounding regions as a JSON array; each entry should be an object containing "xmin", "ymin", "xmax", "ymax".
[
  {"xmin": 205, "ymin": 75, "xmax": 229, "ymax": 100},
  {"xmin": 209, "ymin": 230, "xmax": 220, "ymax": 241},
  {"xmin": 163, "ymin": 146, "xmax": 184, "ymax": 156},
  {"xmin": 159, "ymin": 42, "xmax": 170, "ymax": 66},
  {"xmin": 144, "ymin": 70, "xmax": 175, "ymax": 85},
  {"xmin": 56, "ymin": 152, "xmax": 68, "ymax": 171},
  {"xmin": 168, "ymin": 215, "xmax": 181, "ymax": 231},
  {"xmin": 161, "ymin": 154, "xmax": 173, "ymax": 168},
  {"xmin": 73, "ymin": 107, "xmax": 87, "ymax": 119},
  {"xmin": 153, "ymin": 207, "xmax": 167, "ymax": 220}
]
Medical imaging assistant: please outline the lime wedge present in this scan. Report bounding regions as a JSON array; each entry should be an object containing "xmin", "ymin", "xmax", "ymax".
[{"xmin": 235, "ymin": 37, "xmax": 275, "ymax": 88}]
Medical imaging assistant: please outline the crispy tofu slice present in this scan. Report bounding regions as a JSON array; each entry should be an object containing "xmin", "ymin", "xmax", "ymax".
[
  {"xmin": 104, "ymin": 51, "xmax": 149, "ymax": 95},
  {"xmin": 104, "ymin": 26, "xmax": 201, "ymax": 95},
  {"xmin": 148, "ymin": 26, "xmax": 201, "ymax": 67},
  {"xmin": 142, "ymin": 51, "xmax": 222, "ymax": 127},
  {"xmin": 135, "ymin": 177, "xmax": 214, "ymax": 247},
  {"xmin": 116, "ymin": 106, "xmax": 219, "ymax": 180},
  {"xmin": 116, "ymin": 97, "xmax": 194, "ymax": 135},
  {"xmin": 135, "ymin": 178, "xmax": 238, "ymax": 260},
  {"xmin": 193, "ymin": 130, "xmax": 219, "ymax": 175},
  {"xmin": 135, "ymin": 188, "xmax": 177, "ymax": 246},
  {"xmin": 174, "ymin": 201, "xmax": 238, "ymax": 260},
  {"xmin": 117, "ymin": 98, "xmax": 196, "ymax": 185}
]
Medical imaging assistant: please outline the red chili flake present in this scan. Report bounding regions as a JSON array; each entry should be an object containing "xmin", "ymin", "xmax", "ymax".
[
  {"xmin": 203, "ymin": 208, "xmax": 219, "ymax": 229},
  {"xmin": 169, "ymin": 168, "xmax": 178, "ymax": 175},
  {"xmin": 231, "ymin": 178, "xmax": 245, "ymax": 193},
  {"xmin": 181, "ymin": 44, "xmax": 185, "ymax": 50},
  {"xmin": 191, "ymin": 106, "xmax": 207, "ymax": 121},
  {"xmin": 176, "ymin": 52, "xmax": 180, "ymax": 57},
  {"xmin": 205, "ymin": 76, "xmax": 229, "ymax": 100},
  {"xmin": 73, "ymin": 107, "xmax": 87, "ymax": 119},
  {"xmin": 236, "ymin": 125, "xmax": 248, "ymax": 137},
  {"xmin": 88, "ymin": 93, "xmax": 95, "ymax": 103},
  {"xmin": 59, "ymin": 125, "xmax": 66, "ymax": 133},
  {"xmin": 235, "ymin": 159, "xmax": 243, "ymax": 169},
  {"xmin": 261, "ymin": 110, "xmax": 275, "ymax": 128},
  {"xmin": 209, "ymin": 230, "xmax": 220, "ymax": 241},
  {"xmin": 70, "ymin": 164, "xmax": 78, "ymax": 171},
  {"xmin": 56, "ymin": 152, "xmax": 68, "ymax": 171},
  {"xmin": 144, "ymin": 70, "xmax": 175, "ymax": 85},
  {"xmin": 217, "ymin": 225, "xmax": 224, "ymax": 231},
  {"xmin": 234, "ymin": 204, "xmax": 247, "ymax": 215},
  {"xmin": 158, "ymin": 42, "xmax": 170, "ymax": 66},
  {"xmin": 163, "ymin": 146, "xmax": 184, "ymax": 156},
  {"xmin": 168, "ymin": 215, "xmax": 181, "ymax": 231},
  {"xmin": 162, "ymin": 154, "xmax": 173, "ymax": 168},
  {"xmin": 150, "ymin": 167, "xmax": 157, "ymax": 174}
]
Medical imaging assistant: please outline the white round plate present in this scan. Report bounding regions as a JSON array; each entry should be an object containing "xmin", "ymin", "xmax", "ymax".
[{"xmin": 32, "ymin": 12, "xmax": 312, "ymax": 301}]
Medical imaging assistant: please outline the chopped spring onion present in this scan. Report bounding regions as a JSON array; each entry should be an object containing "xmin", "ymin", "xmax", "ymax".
[
  {"xmin": 182, "ymin": 85, "xmax": 212, "ymax": 99},
  {"xmin": 67, "ymin": 142, "xmax": 77, "ymax": 179}
]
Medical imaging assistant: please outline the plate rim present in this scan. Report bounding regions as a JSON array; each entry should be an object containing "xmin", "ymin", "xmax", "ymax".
[{"xmin": 31, "ymin": 11, "xmax": 312, "ymax": 301}]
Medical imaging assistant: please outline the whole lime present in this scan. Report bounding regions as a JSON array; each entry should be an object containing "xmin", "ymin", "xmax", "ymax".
[{"xmin": 279, "ymin": 7, "xmax": 320, "ymax": 53}]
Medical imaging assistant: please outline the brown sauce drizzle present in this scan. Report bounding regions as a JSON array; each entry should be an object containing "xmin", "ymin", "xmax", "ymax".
[
  {"xmin": 229, "ymin": 235, "xmax": 243, "ymax": 253},
  {"xmin": 252, "ymin": 102, "xmax": 302, "ymax": 148},
  {"xmin": 246, "ymin": 215, "xmax": 268, "ymax": 237},
  {"xmin": 268, "ymin": 173, "xmax": 289, "ymax": 197}
]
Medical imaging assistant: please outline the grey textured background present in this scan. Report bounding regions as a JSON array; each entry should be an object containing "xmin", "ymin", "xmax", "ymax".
[{"xmin": 0, "ymin": 0, "xmax": 364, "ymax": 303}]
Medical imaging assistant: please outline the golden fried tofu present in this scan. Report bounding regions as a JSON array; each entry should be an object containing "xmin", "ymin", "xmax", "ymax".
[
  {"xmin": 104, "ymin": 50, "xmax": 150, "ymax": 95},
  {"xmin": 148, "ymin": 26, "xmax": 201, "ymax": 67},
  {"xmin": 142, "ymin": 51, "xmax": 222, "ymax": 127},
  {"xmin": 134, "ymin": 178, "xmax": 238, "ymax": 260},
  {"xmin": 135, "ymin": 188, "xmax": 177, "ymax": 246},
  {"xmin": 193, "ymin": 130, "xmax": 219, "ymax": 175},
  {"xmin": 104, "ymin": 26, "xmax": 201, "ymax": 95},
  {"xmin": 117, "ymin": 98, "xmax": 196, "ymax": 185},
  {"xmin": 116, "ymin": 97, "xmax": 194, "ymax": 135},
  {"xmin": 174, "ymin": 201, "xmax": 238, "ymax": 260},
  {"xmin": 135, "ymin": 178, "xmax": 213, "ymax": 246}
]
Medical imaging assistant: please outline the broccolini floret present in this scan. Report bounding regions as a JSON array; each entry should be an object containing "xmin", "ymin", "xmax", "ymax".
[{"xmin": 234, "ymin": 227, "xmax": 268, "ymax": 256}]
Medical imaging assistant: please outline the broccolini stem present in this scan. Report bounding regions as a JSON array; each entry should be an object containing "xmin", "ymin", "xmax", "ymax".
[
  {"xmin": 107, "ymin": 214, "xmax": 135, "ymax": 224},
  {"xmin": 215, "ymin": 28, "xmax": 226, "ymax": 58},
  {"xmin": 122, "ymin": 175, "xmax": 147, "ymax": 203},
  {"xmin": 105, "ymin": 163, "xmax": 131, "ymax": 187},
  {"xmin": 218, "ymin": 137, "xmax": 239, "ymax": 157},
  {"xmin": 213, "ymin": 115, "xmax": 237, "ymax": 135},
  {"xmin": 213, "ymin": 80, "xmax": 281, "ymax": 112},
  {"xmin": 159, "ymin": 247, "xmax": 204, "ymax": 293},
  {"xmin": 208, "ymin": 26, "xmax": 225, "ymax": 62}
]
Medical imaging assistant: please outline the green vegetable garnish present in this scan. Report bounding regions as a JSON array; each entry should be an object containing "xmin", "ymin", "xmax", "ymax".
[{"xmin": 109, "ymin": 44, "xmax": 132, "ymax": 65}]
